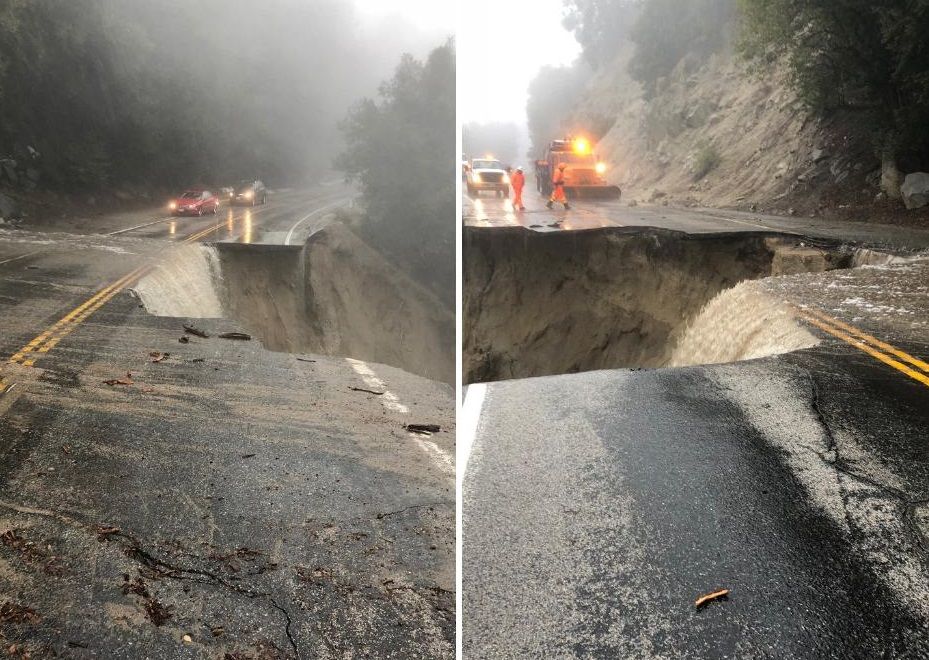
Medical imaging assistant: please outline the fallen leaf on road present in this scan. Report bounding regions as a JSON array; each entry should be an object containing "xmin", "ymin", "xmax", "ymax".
[
  {"xmin": 350, "ymin": 387, "xmax": 385, "ymax": 396},
  {"xmin": 296, "ymin": 357, "xmax": 316, "ymax": 363},
  {"xmin": 145, "ymin": 599, "xmax": 173, "ymax": 626},
  {"xmin": 103, "ymin": 372, "xmax": 133, "ymax": 386},
  {"xmin": 183, "ymin": 324, "xmax": 209, "ymax": 338},
  {"xmin": 94, "ymin": 525, "xmax": 121, "ymax": 541},
  {"xmin": 241, "ymin": 454, "xmax": 256, "ymax": 459},
  {"xmin": 178, "ymin": 336, "xmax": 190, "ymax": 344},
  {"xmin": 182, "ymin": 634, "xmax": 192, "ymax": 643},
  {"xmin": 149, "ymin": 352, "xmax": 169, "ymax": 363},
  {"xmin": 407, "ymin": 424, "xmax": 441, "ymax": 435},
  {"xmin": 210, "ymin": 626, "xmax": 224, "ymax": 637},
  {"xmin": 0, "ymin": 602, "xmax": 39, "ymax": 624},
  {"xmin": 695, "ymin": 588, "xmax": 729, "ymax": 609},
  {"xmin": 218, "ymin": 332, "xmax": 251, "ymax": 340}
]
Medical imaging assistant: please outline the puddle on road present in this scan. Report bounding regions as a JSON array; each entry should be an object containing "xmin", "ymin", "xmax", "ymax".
[
  {"xmin": 463, "ymin": 227, "xmax": 877, "ymax": 384},
  {"xmin": 134, "ymin": 223, "xmax": 454, "ymax": 383}
]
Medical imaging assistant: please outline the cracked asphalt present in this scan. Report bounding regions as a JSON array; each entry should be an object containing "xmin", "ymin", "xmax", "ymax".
[
  {"xmin": 463, "ymin": 350, "xmax": 929, "ymax": 657},
  {"xmin": 0, "ymin": 190, "xmax": 455, "ymax": 658}
]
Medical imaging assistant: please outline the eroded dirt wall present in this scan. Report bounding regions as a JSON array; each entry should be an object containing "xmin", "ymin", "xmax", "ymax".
[{"xmin": 464, "ymin": 226, "xmax": 845, "ymax": 384}]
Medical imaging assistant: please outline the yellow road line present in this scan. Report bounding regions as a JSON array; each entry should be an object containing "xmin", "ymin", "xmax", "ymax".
[
  {"xmin": 803, "ymin": 307, "xmax": 929, "ymax": 374},
  {"xmin": 8, "ymin": 265, "xmax": 148, "ymax": 365},
  {"xmin": 1, "ymin": 201, "xmax": 293, "ymax": 386},
  {"xmin": 797, "ymin": 310, "xmax": 929, "ymax": 389}
]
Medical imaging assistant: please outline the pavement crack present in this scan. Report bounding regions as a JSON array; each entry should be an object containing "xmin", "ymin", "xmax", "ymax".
[
  {"xmin": 267, "ymin": 596, "xmax": 300, "ymax": 659},
  {"xmin": 800, "ymin": 368, "xmax": 929, "ymax": 559},
  {"xmin": 0, "ymin": 501, "xmax": 301, "ymax": 657},
  {"xmin": 375, "ymin": 500, "xmax": 453, "ymax": 520},
  {"xmin": 803, "ymin": 368, "xmax": 838, "ymax": 460},
  {"xmin": 103, "ymin": 530, "xmax": 301, "ymax": 658}
]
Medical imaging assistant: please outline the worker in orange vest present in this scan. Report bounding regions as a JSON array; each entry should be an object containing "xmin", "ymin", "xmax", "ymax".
[
  {"xmin": 546, "ymin": 163, "xmax": 570, "ymax": 210},
  {"xmin": 511, "ymin": 167, "xmax": 526, "ymax": 211}
]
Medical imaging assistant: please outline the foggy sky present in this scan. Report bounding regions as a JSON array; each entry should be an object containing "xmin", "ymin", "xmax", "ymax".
[{"xmin": 459, "ymin": 0, "xmax": 581, "ymax": 126}]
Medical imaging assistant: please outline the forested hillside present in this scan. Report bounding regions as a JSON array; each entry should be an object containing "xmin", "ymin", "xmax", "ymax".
[
  {"xmin": 528, "ymin": 0, "xmax": 929, "ymax": 219},
  {"xmin": 0, "ymin": 0, "xmax": 432, "ymax": 197}
]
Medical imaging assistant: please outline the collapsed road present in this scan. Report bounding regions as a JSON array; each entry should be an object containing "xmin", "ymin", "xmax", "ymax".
[
  {"xmin": 0, "ymin": 186, "xmax": 455, "ymax": 657},
  {"xmin": 462, "ymin": 192, "xmax": 929, "ymax": 657}
]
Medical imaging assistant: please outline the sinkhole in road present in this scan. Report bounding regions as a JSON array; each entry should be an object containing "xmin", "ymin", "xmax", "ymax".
[
  {"xmin": 463, "ymin": 226, "xmax": 860, "ymax": 384},
  {"xmin": 134, "ymin": 223, "xmax": 454, "ymax": 384}
]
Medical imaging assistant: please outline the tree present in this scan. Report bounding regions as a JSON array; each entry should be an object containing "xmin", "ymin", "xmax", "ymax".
[
  {"xmin": 628, "ymin": 0, "xmax": 736, "ymax": 97},
  {"xmin": 526, "ymin": 63, "xmax": 593, "ymax": 156},
  {"xmin": 562, "ymin": 0, "xmax": 643, "ymax": 69},
  {"xmin": 739, "ymin": 0, "xmax": 929, "ymax": 197},
  {"xmin": 337, "ymin": 41, "xmax": 455, "ymax": 305}
]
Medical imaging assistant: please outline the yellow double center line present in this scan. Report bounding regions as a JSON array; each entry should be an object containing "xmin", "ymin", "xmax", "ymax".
[
  {"xmin": 0, "ymin": 219, "xmax": 227, "ymax": 389},
  {"xmin": 795, "ymin": 306, "xmax": 929, "ymax": 389},
  {"xmin": 8, "ymin": 263, "xmax": 154, "ymax": 368}
]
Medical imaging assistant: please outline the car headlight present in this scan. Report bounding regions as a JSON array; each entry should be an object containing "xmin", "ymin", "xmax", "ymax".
[
  {"xmin": 596, "ymin": 162, "xmax": 607, "ymax": 175},
  {"xmin": 169, "ymin": 201, "xmax": 177, "ymax": 210},
  {"xmin": 503, "ymin": 174, "xmax": 510, "ymax": 184},
  {"xmin": 473, "ymin": 173, "xmax": 481, "ymax": 182},
  {"xmin": 244, "ymin": 190, "xmax": 254, "ymax": 199}
]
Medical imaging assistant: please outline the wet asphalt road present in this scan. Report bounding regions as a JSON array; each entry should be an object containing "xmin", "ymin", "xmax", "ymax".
[
  {"xmin": 0, "ymin": 187, "xmax": 455, "ymax": 657},
  {"xmin": 463, "ymin": 192, "xmax": 929, "ymax": 250},
  {"xmin": 462, "ymin": 191, "xmax": 929, "ymax": 656},
  {"xmin": 463, "ymin": 344, "xmax": 929, "ymax": 658}
]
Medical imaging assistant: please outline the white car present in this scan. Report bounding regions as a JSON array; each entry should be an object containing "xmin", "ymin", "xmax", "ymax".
[{"xmin": 466, "ymin": 159, "xmax": 510, "ymax": 198}]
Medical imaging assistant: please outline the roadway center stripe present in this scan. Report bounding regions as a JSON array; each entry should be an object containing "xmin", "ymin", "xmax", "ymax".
[
  {"xmin": 3, "ymin": 216, "xmax": 222, "ymax": 376},
  {"xmin": 803, "ymin": 307, "xmax": 929, "ymax": 374},
  {"xmin": 797, "ymin": 310, "xmax": 929, "ymax": 389}
]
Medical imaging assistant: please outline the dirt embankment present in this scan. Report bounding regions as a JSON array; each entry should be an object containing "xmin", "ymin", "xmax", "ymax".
[
  {"xmin": 576, "ymin": 48, "xmax": 929, "ymax": 227},
  {"xmin": 463, "ymin": 226, "xmax": 847, "ymax": 384},
  {"xmin": 136, "ymin": 223, "xmax": 454, "ymax": 384}
]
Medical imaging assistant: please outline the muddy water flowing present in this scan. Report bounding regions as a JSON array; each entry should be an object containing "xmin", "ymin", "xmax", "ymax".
[
  {"xmin": 134, "ymin": 244, "xmax": 224, "ymax": 318},
  {"xmin": 668, "ymin": 281, "xmax": 818, "ymax": 367},
  {"xmin": 464, "ymin": 226, "xmax": 850, "ymax": 384}
]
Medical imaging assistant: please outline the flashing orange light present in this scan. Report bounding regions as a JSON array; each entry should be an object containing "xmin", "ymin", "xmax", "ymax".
[{"xmin": 573, "ymin": 138, "xmax": 590, "ymax": 155}]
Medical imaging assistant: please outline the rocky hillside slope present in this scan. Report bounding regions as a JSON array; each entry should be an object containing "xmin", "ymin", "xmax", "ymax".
[{"xmin": 577, "ymin": 48, "xmax": 929, "ymax": 226}]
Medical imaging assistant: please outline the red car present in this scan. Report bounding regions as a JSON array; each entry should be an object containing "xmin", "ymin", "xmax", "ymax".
[{"xmin": 168, "ymin": 189, "xmax": 220, "ymax": 216}]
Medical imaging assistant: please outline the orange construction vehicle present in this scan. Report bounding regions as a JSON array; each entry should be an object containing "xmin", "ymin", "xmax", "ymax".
[{"xmin": 535, "ymin": 137, "xmax": 621, "ymax": 200}]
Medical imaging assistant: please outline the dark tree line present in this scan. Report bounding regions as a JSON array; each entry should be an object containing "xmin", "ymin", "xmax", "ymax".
[
  {"xmin": 739, "ymin": 0, "xmax": 929, "ymax": 195},
  {"xmin": 0, "ymin": 0, "xmax": 428, "ymax": 193},
  {"xmin": 337, "ymin": 41, "xmax": 455, "ymax": 305},
  {"xmin": 550, "ymin": 0, "xmax": 929, "ymax": 197}
]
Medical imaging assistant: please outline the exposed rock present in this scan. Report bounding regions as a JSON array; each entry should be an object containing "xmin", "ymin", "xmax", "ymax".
[
  {"xmin": 811, "ymin": 148, "xmax": 827, "ymax": 163},
  {"xmin": 0, "ymin": 193, "xmax": 20, "ymax": 219},
  {"xmin": 0, "ymin": 159, "xmax": 17, "ymax": 184},
  {"xmin": 901, "ymin": 172, "xmax": 929, "ymax": 210}
]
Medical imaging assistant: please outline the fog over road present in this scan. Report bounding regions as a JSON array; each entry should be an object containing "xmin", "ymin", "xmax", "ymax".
[
  {"xmin": 0, "ymin": 189, "xmax": 455, "ymax": 656},
  {"xmin": 462, "ymin": 191, "xmax": 929, "ymax": 656}
]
